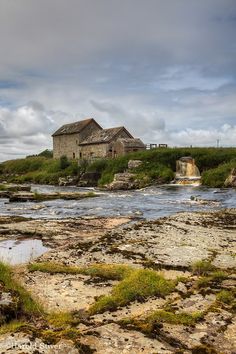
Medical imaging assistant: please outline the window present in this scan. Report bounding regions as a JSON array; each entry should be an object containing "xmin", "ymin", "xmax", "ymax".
[{"xmin": 73, "ymin": 152, "xmax": 75, "ymax": 159}]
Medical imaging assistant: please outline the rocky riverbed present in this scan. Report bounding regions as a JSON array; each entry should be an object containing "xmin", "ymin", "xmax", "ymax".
[{"xmin": 0, "ymin": 209, "xmax": 235, "ymax": 353}]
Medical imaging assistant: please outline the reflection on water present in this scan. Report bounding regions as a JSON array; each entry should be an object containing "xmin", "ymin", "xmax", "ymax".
[
  {"xmin": 0, "ymin": 238, "xmax": 50, "ymax": 265},
  {"xmin": 0, "ymin": 184, "xmax": 235, "ymax": 220}
]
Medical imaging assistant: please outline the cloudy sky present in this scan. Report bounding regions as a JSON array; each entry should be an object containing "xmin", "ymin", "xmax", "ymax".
[{"xmin": 0, "ymin": 0, "xmax": 236, "ymax": 161}]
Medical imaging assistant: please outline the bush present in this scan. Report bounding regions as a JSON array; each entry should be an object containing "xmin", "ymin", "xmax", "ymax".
[
  {"xmin": 202, "ymin": 160, "xmax": 236, "ymax": 187},
  {"xmin": 59, "ymin": 155, "xmax": 70, "ymax": 170},
  {"xmin": 38, "ymin": 149, "xmax": 53, "ymax": 158},
  {"xmin": 191, "ymin": 261, "xmax": 216, "ymax": 276}
]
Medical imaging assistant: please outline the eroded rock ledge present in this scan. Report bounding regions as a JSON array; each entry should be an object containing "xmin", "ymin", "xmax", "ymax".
[{"xmin": 0, "ymin": 209, "xmax": 235, "ymax": 353}]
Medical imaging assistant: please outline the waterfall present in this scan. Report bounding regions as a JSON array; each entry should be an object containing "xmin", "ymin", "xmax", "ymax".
[{"xmin": 173, "ymin": 157, "xmax": 201, "ymax": 185}]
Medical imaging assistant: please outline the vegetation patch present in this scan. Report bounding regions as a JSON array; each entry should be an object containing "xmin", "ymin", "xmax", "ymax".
[
  {"xmin": 120, "ymin": 310, "xmax": 203, "ymax": 335},
  {"xmin": 191, "ymin": 261, "xmax": 216, "ymax": 276},
  {"xmin": 0, "ymin": 155, "xmax": 79, "ymax": 184},
  {"xmin": 196, "ymin": 271, "xmax": 228, "ymax": 288},
  {"xmin": 40, "ymin": 328, "xmax": 80, "ymax": 345},
  {"xmin": 0, "ymin": 262, "xmax": 43, "ymax": 316},
  {"xmin": 216, "ymin": 290, "xmax": 235, "ymax": 305},
  {"xmin": 0, "ymin": 320, "xmax": 27, "ymax": 335},
  {"xmin": 202, "ymin": 160, "xmax": 236, "ymax": 188},
  {"xmin": 89, "ymin": 269, "xmax": 175, "ymax": 314},
  {"xmin": 28, "ymin": 262, "xmax": 134, "ymax": 280},
  {"xmin": 1, "ymin": 147, "xmax": 236, "ymax": 187}
]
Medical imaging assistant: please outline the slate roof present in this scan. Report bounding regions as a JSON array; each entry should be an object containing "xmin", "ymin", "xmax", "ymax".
[
  {"xmin": 116, "ymin": 138, "xmax": 145, "ymax": 148},
  {"xmin": 52, "ymin": 118, "xmax": 101, "ymax": 137},
  {"xmin": 80, "ymin": 127, "xmax": 133, "ymax": 145}
]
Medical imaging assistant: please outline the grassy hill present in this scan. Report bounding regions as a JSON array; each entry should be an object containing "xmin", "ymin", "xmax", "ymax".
[{"xmin": 0, "ymin": 147, "xmax": 235, "ymax": 187}]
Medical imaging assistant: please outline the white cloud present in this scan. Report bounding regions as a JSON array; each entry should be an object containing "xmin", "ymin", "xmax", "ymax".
[{"xmin": 0, "ymin": 0, "xmax": 235, "ymax": 160}]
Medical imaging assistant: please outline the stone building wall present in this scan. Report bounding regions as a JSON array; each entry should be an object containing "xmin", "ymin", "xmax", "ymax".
[
  {"xmin": 80, "ymin": 129, "xmax": 132, "ymax": 160},
  {"xmin": 80, "ymin": 143, "xmax": 109, "ymax": 159},
  {"xmin": 112, "ymin": 140, "xmax": 146, "ymax": 157},
  {"xmin": 53, "ymin": 133, "xmax": 80, "ymax": 159},
  {"xmin": 53, "ymin": 120, "xmax": 101, "ymax": 159}
]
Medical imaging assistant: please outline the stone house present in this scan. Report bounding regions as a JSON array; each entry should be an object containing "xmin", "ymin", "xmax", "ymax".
[
  {"xmin": 112, "ymin": 138, "xmax": 146, "ymax": 157},
  {"xmin": 52, "ymin": 118, "xmax": 146, "ymax": 160},
  {"xmin": 52, "ymin": 118, "xmax": 102, "ymax": 159}
]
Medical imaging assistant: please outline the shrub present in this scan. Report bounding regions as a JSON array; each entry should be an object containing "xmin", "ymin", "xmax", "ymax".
[
  {"xmin": 191, "ymin": 261, "xmax": 216, "ymax": 276},
  {"xmin": 202, "ymin": 160, "xmax": 236, "ymax": 187},
  {"xmin": 38, "ymin": 149, "xmax": 53, "ymax": 158},
  {"xmin": 59, "ymin": 155, "xmax": 70, "ymax": 170}
]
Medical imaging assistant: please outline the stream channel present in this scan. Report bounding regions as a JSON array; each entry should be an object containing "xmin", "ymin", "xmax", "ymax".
[{"xmin": 0, "ymin": 184, "xmax": 235, "ymax": 264}]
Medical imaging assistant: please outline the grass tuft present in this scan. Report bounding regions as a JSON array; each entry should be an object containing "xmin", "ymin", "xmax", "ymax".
[
  {"xmin": 191, "ymin": 261, "xmax": 216, "ymax": 276},
  {"xmin": 47, "ymin": 312, "xmax": 75, "ymax": 327},
  {"xmin": 28, "ymin": 262, "xmax": 133, "ymax": 280},
  {"xmin": 0, "ymin": 262, "xmax": 43, "ymax": 316},
  {"xmin": 121, "ymin": 310, "xmax": 203, "ymax": 335},
  {"xmin": 216, "ymin": 290, "xmax": 235, "ymax": 305},
  {"xmin": 89, "ymin": 269, "xmax": 175, "ymax": 314},
  {"xmin": 0, "ymin": 320, "xmax": 26, "ymax": 335}
]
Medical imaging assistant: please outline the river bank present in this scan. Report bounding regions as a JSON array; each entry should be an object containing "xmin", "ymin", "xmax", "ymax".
[
  {"xmin": 1, "ymin": 147, "xmax": 236, "ymax": 188},
  {"xmin": 0, "ymin": 208, "xmax": 235, "ymax": 353}
]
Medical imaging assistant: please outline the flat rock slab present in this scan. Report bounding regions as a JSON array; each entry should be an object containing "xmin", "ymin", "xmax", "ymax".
[
  {"xmin": 91, "ymin": 297, "xmax": 167, "ymax": 324},
  {"xmin": 175, "ymin": 294, "xmax": 216, "ymax": 314},
  {"xmin": 0, "ymin": 216, "xmax": 131, "ymax": 247},
  {"xmin": 51, "ymin": 209, "xmax": 236, "ymax": 269},
  {"xmin": 18, "ymin": 271, "xmax": 116, "ymax": 312},
  {"xmin": 80, "ymin": 323, "xmax": 173, "ymax": 353}
]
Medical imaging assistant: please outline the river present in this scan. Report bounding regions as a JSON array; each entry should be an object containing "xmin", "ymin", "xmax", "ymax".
[{"xmin": 0, "ymin": 184, "xmax": 235, "ymax": 220}]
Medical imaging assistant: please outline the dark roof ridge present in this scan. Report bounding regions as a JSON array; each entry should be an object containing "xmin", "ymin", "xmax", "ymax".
[
  {"xmin": 80, "ymin": 126, "xmax": 133, "ymax": 145},
  {"xmin": 52, "ymin": 118, "xmax": 102, "ymax": 137}
]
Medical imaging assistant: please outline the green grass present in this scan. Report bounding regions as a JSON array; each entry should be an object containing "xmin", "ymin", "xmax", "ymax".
[
  {"xmin": 29, "ymin": 263, "xmax": 176, "ymax": 315},
  {"xmin": 46, "ymin": 311, "xmax": 78, "ymax": 327},
  {"xmin": 197, "ymin": 271, "xmax": 228, "ymax": 288},
  {"xmin": 0, "ymin": 262, "xmax": 43, "ymax": 316},
  {"xmin": 89, "ymin": 269, "xmax": 175, "ymax": 314},
  {"xmin": 0, "ymin": 320, "xmax": 27, "ymax": 334},
  {"xmin": 1, "ymin": 147, "xmax": 236, "ymax": 187},
  {"xmin": 121, "ymin": 310, "xmax": 203, "ymax": 334},
  {"xmin": 202, "ymin": 160, "xmax": 236, "ymax": 187},
  {"xmin": 28, "ymin": 262, "xmax": 134, "ymax": 280},
  {"xmin": 87, "ymin": 147, "xmax": 236, "ymax": 187},
  {"xmin": 191, "ymin": 261, "xmax": 216, "ymax": 276},
  {"xmin": 216, "ymin": 290, "xmax": 235, "ymax": 305},
  {"xmin": 0, "ymin": 156, "xmax": 79, "ymax": 184}
]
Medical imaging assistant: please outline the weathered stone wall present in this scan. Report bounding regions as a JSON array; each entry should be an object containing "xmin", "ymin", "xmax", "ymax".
[
  {"xmin": 112, "ymin": 141, "xmax": 145, "ymax": 157},
  {"xmin": 80, "ymin": 130, "xmax": 132, "ymax": 159},
  {"xmin": 53, "ymin": 121, "xmax": 101, "ymax": 159},
  {"xmin": 53, "ymin": 133, "xmax": 80, "ymax": 159},
  {"xmin": 80, "ymin": 143, "xmax": 109, "ymax": 159}
]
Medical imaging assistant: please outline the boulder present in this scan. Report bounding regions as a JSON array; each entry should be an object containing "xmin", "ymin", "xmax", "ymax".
[
  {"xmin": 224, "ymin": 168, "xmax": 236, "ymax": 187},
  {"xmin": 58, "ymin": 176, "xmax": 78, "ymax": 186},
  {"xmin": 128, "ymin": 160, "xmax": 142, "ymax": 169},
  {"xmin": 78, "ymin": 172, "xmax": 101, "ymax": 187},
  {"xmin": 107, "ymin": 172, "xmax": 138, "ymax": 190}
]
